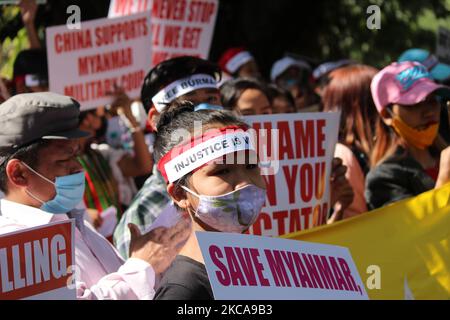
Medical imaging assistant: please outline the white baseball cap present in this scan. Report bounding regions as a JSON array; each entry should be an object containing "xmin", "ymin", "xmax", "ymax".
[{"xmin": 271, "ymin": 57, "xmax": 311, "ymax": 81}]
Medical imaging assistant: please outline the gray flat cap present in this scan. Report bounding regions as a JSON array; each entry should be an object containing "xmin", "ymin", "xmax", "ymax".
[{"xmin": 0, "ymin": 92, "xmax": 89, "ymax": 150}]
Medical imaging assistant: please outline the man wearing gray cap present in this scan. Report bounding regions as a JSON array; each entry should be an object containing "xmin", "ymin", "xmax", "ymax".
[{"xmin": 0, "ymin": 92, "xmax": 190, "ymax": 300}]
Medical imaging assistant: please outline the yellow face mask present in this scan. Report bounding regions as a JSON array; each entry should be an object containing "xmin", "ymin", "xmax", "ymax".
[{"xmin": 390, "ymin": 115, "xmax": 439, "ymax": 150}]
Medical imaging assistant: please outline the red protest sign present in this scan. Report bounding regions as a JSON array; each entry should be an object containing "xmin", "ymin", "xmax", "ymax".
[
  {"xmin": 0, "ymin": 220, "xmax": 75, "ymax": 300},
  {"xmin": 108, "ymin": 0, "xmax": 218, "ymax": 66},
  {"xmin": 46, "ymin": 12, "xmax": 152, "ymax": 110},
  {"xmin": 109, "ymin": 0, "xmax": 152, "ymax": 16},
  {"xmin": 243, "ymin": 113, "xmax": 340, "ymax": 237}
]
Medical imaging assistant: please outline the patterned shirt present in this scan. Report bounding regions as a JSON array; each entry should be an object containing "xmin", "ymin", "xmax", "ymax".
[{"xmin": 113, "ymin": 165, "xmax": 170, "ymax": 259}]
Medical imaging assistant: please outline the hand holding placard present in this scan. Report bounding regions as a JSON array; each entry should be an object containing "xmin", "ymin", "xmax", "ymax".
[{"xmin": 328, "ymin": 158, "xmax": 354, "ymax": 223}]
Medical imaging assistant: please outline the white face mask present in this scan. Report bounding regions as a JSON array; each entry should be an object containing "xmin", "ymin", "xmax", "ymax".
[{"xmin": 181, "ymin": 184, "xmax": 266, "ymax": 233}]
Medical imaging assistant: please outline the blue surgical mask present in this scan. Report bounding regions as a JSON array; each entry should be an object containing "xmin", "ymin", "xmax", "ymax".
[
  {"xmin": 181, "ymin": 184, "xmax": 266, "ymax": 233},
  {"xmin": 194, "ymin": 103, "xmax": 224, "ymax": 112},
  {"xmin": 22, "ymin": 162, "xmax": 86, "ymax": 214},
  {"xmin": 280, "ymin": 78, "xmax": 300, "ymax": 89}
]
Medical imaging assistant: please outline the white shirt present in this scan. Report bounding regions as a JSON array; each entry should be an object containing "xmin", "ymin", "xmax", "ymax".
[{"xmin": 0, "ymin": 199, "xmax": 155, "ymax": 300}]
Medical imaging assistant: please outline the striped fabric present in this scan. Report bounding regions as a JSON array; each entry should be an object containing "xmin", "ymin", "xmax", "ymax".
[{"xmin": 78, "ymin": 148, "xmax": 122, "ymax": 218}]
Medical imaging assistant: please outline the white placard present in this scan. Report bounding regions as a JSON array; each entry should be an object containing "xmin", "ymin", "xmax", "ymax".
[
  {"xmin": 197, "ymin": 231, "xmax": 368, "ymax": 300},
  {"xmin": 243, "ymin": 112, "xmax": 340, "ymax": 237},
  {"xmin": 46, "ymin": 12, "xmax": 152, "ymax": 110},
  {"xmin": 108, "ymin": 0, "xmax": 218, "ymax": 66}
]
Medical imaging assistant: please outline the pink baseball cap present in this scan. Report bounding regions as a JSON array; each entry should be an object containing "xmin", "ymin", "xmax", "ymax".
[{"xmin": 371, "ymin": 61, "xmax": 450, "ymax": 114}]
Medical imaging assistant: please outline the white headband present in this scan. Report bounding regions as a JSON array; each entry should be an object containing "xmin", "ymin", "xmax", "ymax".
[
  {"xmin": 163, "ymin": 132, "xmax": 255, "ymax": 183},
  {"xmin": 152, "ymin": 74, "xmax": 218, "ymax": 112},
  {"xmin": 226, "ymin": 51, "xmax": 253, "ymax": 73}
]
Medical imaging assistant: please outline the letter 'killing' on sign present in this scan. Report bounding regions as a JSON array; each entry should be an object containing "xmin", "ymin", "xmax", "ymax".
[{"xmin": 0, "ymin": 221, "xmax": 75, "ymax": 300}]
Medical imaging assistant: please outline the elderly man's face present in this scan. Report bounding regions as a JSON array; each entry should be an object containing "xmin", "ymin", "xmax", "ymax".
[{"xmin": 23, "ymin": 139, "xmax": 83, "ymax": 204}]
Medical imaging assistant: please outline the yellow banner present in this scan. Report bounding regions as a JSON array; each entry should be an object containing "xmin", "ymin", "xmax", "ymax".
[{"xmin": 283, "ymin": 183, "xmax": 450, "ymax": 300}]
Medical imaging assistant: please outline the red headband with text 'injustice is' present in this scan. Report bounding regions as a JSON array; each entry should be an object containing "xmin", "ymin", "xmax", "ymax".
[{"xmin": 157, "ymin": 125, "xmax": 255, "ymax": 183}]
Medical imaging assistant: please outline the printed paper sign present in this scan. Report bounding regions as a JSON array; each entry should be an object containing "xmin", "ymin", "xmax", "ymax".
[
  {"xmin": 0, "ymin": 220, "xmax": 75, "ymax": 300},
  {"xmin": 243, "ymin": 112, "xmax": 340, "ymax": 237},
  {"xmin": 197, "ymin": 232, "xmax": 368, "ymax": 300},
  {"xmin": 108, "ymin": 0, "xmax": 219, "ymax": 66},
  {"xmin": 437, "ymin": 27, "xmax": 450, "ymax": 64},
  {"xmin": 46, "ymin": 12, "xmax": 152, "ymax": 110}
]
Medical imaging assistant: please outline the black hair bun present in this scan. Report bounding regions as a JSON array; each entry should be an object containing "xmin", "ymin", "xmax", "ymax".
[{"xmin": 156, "ymin": 100, "xmax": 196, "ymax": 132}]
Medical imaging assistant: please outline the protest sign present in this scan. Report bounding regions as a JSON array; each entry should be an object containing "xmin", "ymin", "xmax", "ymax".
[
  {"xmin": 437, "ymin": 27, "xmax": 450, "ymax": 64},
  {"xmin": 108, "ymin": 0, "xmax": 219, "ymax": 66},
  {"xmin": 0, "ymin": 220, "xmax": 75, "ymax": 300},
  {"xmin": 108, "ymin": 0, "xmax": 152, "ymax": 16},
  {"xmin": 243, "ymin": 112, "xmax": 340, "ymax": 237},
  {"xmin": 197, "ymin": 231, "xmax": 368, "ymax": 300},
  {"xmin": 285, "ymin": 183, "xmax": 450, "ymax": 300},
  {"xmin": 46, "ymin": 12, "xmax": 152, "ymax": 110}
]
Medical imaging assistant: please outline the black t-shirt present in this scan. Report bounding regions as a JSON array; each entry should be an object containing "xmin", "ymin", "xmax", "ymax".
[
  {"xmin": 350, "ymin": 145, "xmax": 370, "ymax": 176},
  {"xmin": 154, "ymin": 255, "xmax": 214, "ymax": 300}
]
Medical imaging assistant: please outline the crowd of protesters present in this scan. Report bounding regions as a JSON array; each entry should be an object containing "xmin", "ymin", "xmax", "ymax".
[{"xmin": 0, "ymin": 0, "xmax": 449, "ymax": 300}]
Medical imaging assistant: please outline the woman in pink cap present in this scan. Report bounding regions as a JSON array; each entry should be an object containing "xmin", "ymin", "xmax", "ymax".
[{"xmin": 366, "ymin": 61, "xmax": 450, "ymax": 210}]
